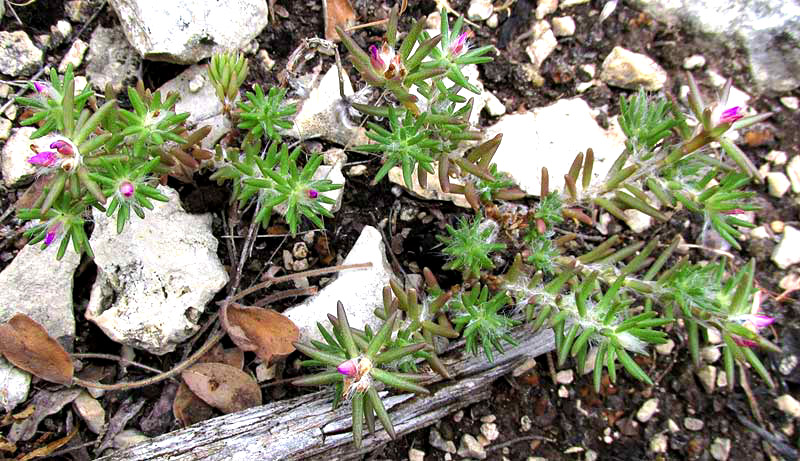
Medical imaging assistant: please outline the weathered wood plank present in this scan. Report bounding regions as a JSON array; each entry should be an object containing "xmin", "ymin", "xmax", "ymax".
[{"xmin": 96, "ymin": 326, "xmax": 554, "ymax": 460}]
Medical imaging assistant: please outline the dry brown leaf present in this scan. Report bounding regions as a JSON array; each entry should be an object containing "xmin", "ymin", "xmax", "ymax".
[
  {"xmin": 221, "ymin": 304, "xmax": 299, "ymax": 363},
  {"xmin": 198, "ymin": 344, "xmax": 245, "ymax": 370},
  {"xmin": 17, "ymin": 174, "xmax": 54, "ymax": 210},
  {"xmin": 181, "ymin": 363, "xmax": 262, "ymax": 414},
  {"xmin": 18, "ymin": 424, "xmax": 77, "ymax": 461},
  {"xmin": 0, "ymin": 314, "xmax": 73, "ymax": 385},
  {"xmin": 172, "ymin": 382, "xmax": 215, "ymax": 427},
  {"xmin": 323, "ymin": 0, "xmax": 357, "ymax": 41}
]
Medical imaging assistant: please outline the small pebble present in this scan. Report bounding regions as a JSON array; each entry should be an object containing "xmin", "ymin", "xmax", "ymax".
[
  {"xmin": 58, "ymin": 39, "xmax": 89, "ymax": 73},
  {"xmin": 682, "ymin": 55, "xmax": 706, "ymax": 70},
  {"xmin": 667, "ymin": 419, "xmax": 680, "ymax": 433},
  {"xmin": 766, "ymin": 150, "xmax": 787, "ymax": 165},
  {"xmin": 585, "ymin": 449, "xmax": 598, "ymax": 461},
  {"xmin": 467, "ymin": 0, "xmax": 494, "ymax": 21},
  {"xmin": 552, "ymin": 16, "xmax": 576, "ymax": 36},
  {"xmin": 453, "ymin": 410, "xmax": 464, "ymax": 423},
  {"xmin": 684, "ymin": 417, "xmax": 704, "ymax": 431},
  {"xmin": 292, "ymin": 242, "xmax": 308, "ymax": 259},
  {"xmin": 716, "ymin": 369, "xmax": 728, "ymax": 388},
  {"xmin": 480, "ymin": 415, "xmax": 496, "ymax": 423},
  {"xmin": 484, "ymin": 91, "xmax": 507, "ymax": 116},
  {"xmin": 487, "ymin": 13, "xmax": 499, "ymax": 28},
  {"xmin": 775, "ymin": 394, "xmax": 800, "ymax": 418},
  {"xmin": 4, "ymin": 105, "xmax": 17, "ymax": 121},
  {"xmin": 409, "ymin": 448, "xmax": 425, "ymax": 461},
  {"xmin": 750, "ymin": 226, "xmax": 770, "ymax": 239},
  {"xmin": 558, "ymin": 385, "xmax": 569, "ymax": 398},
  {"xmin": 520, "ymin": 415, "xmax": 532, "ymax": 432},
  {"xmin": 771, "ymin": 220, "xmax": 785, "ymax": 233},
  {"xmin": 564, "ymin": 447, "xmax": 584, "ymax": 454},
  {"xmin": 348, "ymin": 164, "xmax": 367, "ymax": 176},
  {"xmin": 512, "ymin": 358, "xmax": 537, "ymax": 377},
  {"xmin": 556, "ymin": 369, "xmax": 574, "ymax": 384},
  {"xmin": 292, "ymin": 259, "xmax": 309, "ymax": 271},
  {"xmin": 696, "ymin": 365, "xmax": 717, "ymax": 394},
  {"xmin": 255, "ymin": 362, "xmax": 276, "ymax": 382},
  {"xmin": 257, "ymin": 49, "xmax": 275, "ymax": 70},
  {"xmin": 636, "ymin": 398, "xmax": 659, "ymax": 423},
  {"xmin": 650, "ymin": 434, "xmax": 668, "ymax": 453},
  {"xmin": 536, "ymin": 0, "xmax": 559, "ymax": 19},
  {"xmin": 188, "ymin": 74, "xmax": 205, "ymax": 93},
  {"xmin": 780, "ymin": 96, "xmax": 799, "ymax": 110},
  {"xmin": 579, "ymin": 63, "xmax": 596, "ymax": 78},
  {"xmin": 710, "ymin": 437, "xmax": 731, "ymax": 461},
  {"xmin": 655, "ymin": 339, "xmax": 675, "ymax": 355},
  {"xmin": 429, "ymin": 428, "xmax": 457, "ymax": 453},
  {"xmin": 0, "ymin": 84, "xmax": 9, "ymax": 98},
  {"xmin": 706, "ymin": 328, "xmax": 722, "ymax": 344},
  {"xmin": 477, "ymin": 434, "xmax": 490, "ymax": 447},
  {"xmin": 701, "ymin": 346, "xmax": 721, "ymax": 363},
  {"xmin": 0, "ymin": 118, "xmax": 11, "ymax": 141},
  {"xmin": 767, "ymin": 172, "xmax": 791, "ymax": 197},
  {"xmin": 787, "ymin": 156, "xmax": 800, "ymax": 193},
  {"xmin": 576, "ymin": 81, "xmax": 594, "ymax": 93},
  {"xmin": 457, "ymin": 434, "xmax": 487, "ymax": 459}
]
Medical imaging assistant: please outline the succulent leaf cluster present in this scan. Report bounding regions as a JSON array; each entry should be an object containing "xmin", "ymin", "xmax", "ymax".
[
  {"xmin": 237, "ymin": 85, "xmax": 296, "ymax": 141},
  {"xmin": 437, "ymin": 213, "xmax": 506, "ymax": 280},
  {"xmin": 292, "ymin": 303, "xmax": 430, "ymax": 448}
]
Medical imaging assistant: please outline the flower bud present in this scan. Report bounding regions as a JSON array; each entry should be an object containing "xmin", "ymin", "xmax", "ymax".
[
  {"xmin": 307, "ymin": 188, "xmax": 319, "ymax": 199},
  {"xmin": 50, "ymin": 140, "xmax": 75, "ymax": 156},
  {"xmin": 337, "ymin": 359, "xmax": 359, "ymax": 377},
  {"xmin": 119, "ymin": 181, "xmax": 135, "ymax": 198}
]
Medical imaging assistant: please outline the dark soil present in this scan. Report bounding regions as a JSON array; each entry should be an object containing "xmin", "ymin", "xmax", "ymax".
[{"xmin": 0, "ymin": 0, "xmax": 798, "ymax": 460}]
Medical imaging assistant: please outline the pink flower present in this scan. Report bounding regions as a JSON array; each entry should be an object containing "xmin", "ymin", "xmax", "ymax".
[
  {"xmin": 718, "ymin": 106, "xmax": 743, "ymax": 124},
  {"xmin": 28, "ymin": 151, "xmax": 57, "ymax": 167},
  {"xmin": 337, "ymin": 358, "xmax": 358, "ymax": 377},
  {"xmin": 369, "ymin": 42, "xmax": 405, "ymax": 80},
  {"xmin": 44, "ymin": 222, "xmax": 62, "ymax": 246},
  {"xmin": 449, "ymin": 30, "xmax": 473, "ymax": 57},
  {"xmin": 731, "ymin": 291, "xmax": 774, "ymax": 348},
  {"xmin": 307, "ymin": 189, "xmax": 318, "ymax": 199},
  {"xmin": 119, "ymin": 181, "xmax": 135, "ymax": 198},
  {"xmin": 33, "ymin": 81, "xmax": 48, "ymax": 93},
  {"xmin": 50, "ymin": 140, "xmax": 74, "ymax": 156}
]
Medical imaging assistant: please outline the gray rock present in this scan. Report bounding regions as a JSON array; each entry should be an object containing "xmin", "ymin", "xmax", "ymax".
[
  {"xmin": 781, "ymin": 96, "xmax": 799, "ymax": 110},
  {"xmin": 701, "ymin": 346, "xmax": 721, "ymax": 363},
  {"xmin": 158, "ymin": 64, "xmax": 229, "ymax": 149},
  {"xmin": 287, "ymin": 65, "xmax": 366, "ymax": 146},
  {"xmin": 0, "ymin": 242, "xmax": 81, "ymax": 349},
  {"xmin": 0, "ymin": 31, "xmax": 43, "ymax": 77},
  {"xmin": 457, "ymin": 434, "xmax": 487, "ymax": 459},
  {"xmin": 600, "ymin": 46, "xmax": 668, "ymax": 91},
  {"xmin": 0, "ymin": 356, "xmax": 31, "ymax": 412},
  {"xmin": 86, "ymin": 185, "xmax": 228, "ymax": 355},
  {"xmin": 786, "ymin": 155, "xmax": 800, "ymax": 193},
  {"xmin": 483, "ymin": 98, "xmax": 627, "ymax": 196},
  {"xmin": 772, "ymin": 225, "xmax": 800, "ymax": 269},
  {"xmin": 696, "ymin": 365, "xmax": 717, "ymax": 394},
  {"xmin": 284, "ymin": 226, "xmax": 394, "ymax": 344},
  {"xmin": 85, "ymin": 25, "xmax": 141, "ymax": 92},
  {"xmin": 408, "ymin": 448, "xmax": 425, "ymax": 461},
  {"xmin": 50, "ymin": 21, "xmax": 73, "ymax": 48},
  {"xmin": 630, "ymin": 0, "xmax": 800, "ymax": 92},
  {"xmin": 108, "ymin": 0, "xmax": 269, "ymax": 64},
  {"xmin": 526, "ymin": 21, "xmax": 558, "ymax": 69},
  {"xmin": 536, "ymin": 0, "xmax": 559, "ymax": 19},
  {"xmin": 65, "ymin": 0, "xmax": 103, "ymax": 22},
  {"xmin": 480, "ymin": 422, "xmax": 499, "ymax": 441}
]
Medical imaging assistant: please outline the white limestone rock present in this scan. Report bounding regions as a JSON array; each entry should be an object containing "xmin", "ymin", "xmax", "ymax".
[
  {"xmin": 284, "ymin": 226, "xmax": 394, "ymax": 344},
  {"xmin": 0, "ymin": 357, "xmax": 31, "ymax": 412},
  {"xmin": 526, "ymin": 21, "xmax": 558, "ymax": 69},
  {"xmin": 158, "ymin": 64, "xmax": 229, "ymax": 149},
  {"xmin": 85, "ymin": 25, "xmax": 142, "ymax": 92},
  {"xmin": 767, "ymin": 172, "xmax": 791, "ymax": 198},
  {"xmin": 286, "ymin": 64, "xmax": 367, "ymax": 146},
  {"xmin": 0, "ymin": 242, "xmax": 81, "ymax": 349},
  {"xmin": 468, "ymin": 0, "xmax": 494, "ymax": 21},
  {"xmin": 483, "ymin": 98, "xmax": 627, "ymax": 196},
  {"xmin": 86, "ymin": 186, "xmax": 228, "ymax": 355},
  {"xmin": 388, "ymin": 163, "xmax": 471, "ymax": 208},
  {"xmin": 552, "ymin": 16, "xmax": 576, "ymax": 37},
  {"xmin": 600, "ymin": 46, "xmax": 667, "ymax": 91},
  {"xmin": 0, "ymin": 31, "xmax": 43, "ymax": 77},
  {"xmin": 772, "ymin": 226, "xmax": 800, "ymax": 269},
  {"xmin": 108, "ymin": 0, "xmax": 269, "ymax": 64},
  {"xmin": 58, "ymin": 39, "xmax": 89, "ymax": 73}
]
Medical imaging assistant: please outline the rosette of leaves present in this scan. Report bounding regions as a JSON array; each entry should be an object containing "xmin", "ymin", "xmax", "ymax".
[
  {"xmin": 449, "ymin": 283, "xmax": 518, "ymax": 362},
  {"xmin": 373, "ymin": 270, "xmax": 457, "ymax": 378},
  {"xmin": 240, "ymin": 143, "xmax": 340, "ymax": 234},
  {"xmin": 208, "ymin": 51, "xmax": 248, "ymax": 112},
  {"xmin": 417, "ymin": 9, "xmax": 494, "ymax": 94},
  {"xmin": 436, "ymin": 212, "xmax": 506, "ymax": 280},
  {"xmin": 17, "ymin": 192, "xmax": 94, "ymax": 260},
  {"xmin": 237, "ymin": 84, "xmax": 296, "ymax": 141},
  {"xmin": 293, "ymin": 303, "xmax": 430, "ymax": 448},
  {"xmin": 16, "ymin": 65, "xmax": 94, "ymax": 139},
  {"xmin": 89, "ymin": 156, "xmax": 169, "ymax": 234},
  {"xmin": 115, "ymin": 83, "xmax": 190, "ymax": 157},
  {"xmin": 356, "ymin": 107, "xmax": 439, "ymax": 188},
  {"xmin": 336, "ymin": 6, "xmax": 445, "ymax": 113}
]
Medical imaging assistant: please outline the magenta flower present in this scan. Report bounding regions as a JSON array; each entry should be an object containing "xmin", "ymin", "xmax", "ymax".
[
  {"xmin": 33, "ymin": 81, "xmax": 48, "ymax": 93},
  {"xmin": 307, "ymin": 189, "xmax": 319, "ymax": 199},
  {"xmin": 337, "ymin": 359, "xmax": 358, "ymax": 377},
  {"xmin": 449, "ymin": 30, "xmax": 473, "ymax": 57},
  {"xmin": 368, "ymin": 42, "xmax": 404, "ymax": 79},
  {"xmin": 731, "ymin": 291, "xmax": 774, "ymax": 348},
  {"xmin": 50, "ymin": 140, "xmax": 74, "ymax": 156},
  {"xmin": 44, "ymin": 222, "xmax": 62, "ymax": 246},
  {"xmin": 119, "ymin": 181, "xmax": 135, "ymax": 198},
  {"xmin": 718, "ymin": 106, "xmax": 743, "ymax": 124},
  {"xmin": 28, "ymin": 151, "xmax": 57, "ymax": 167}
]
